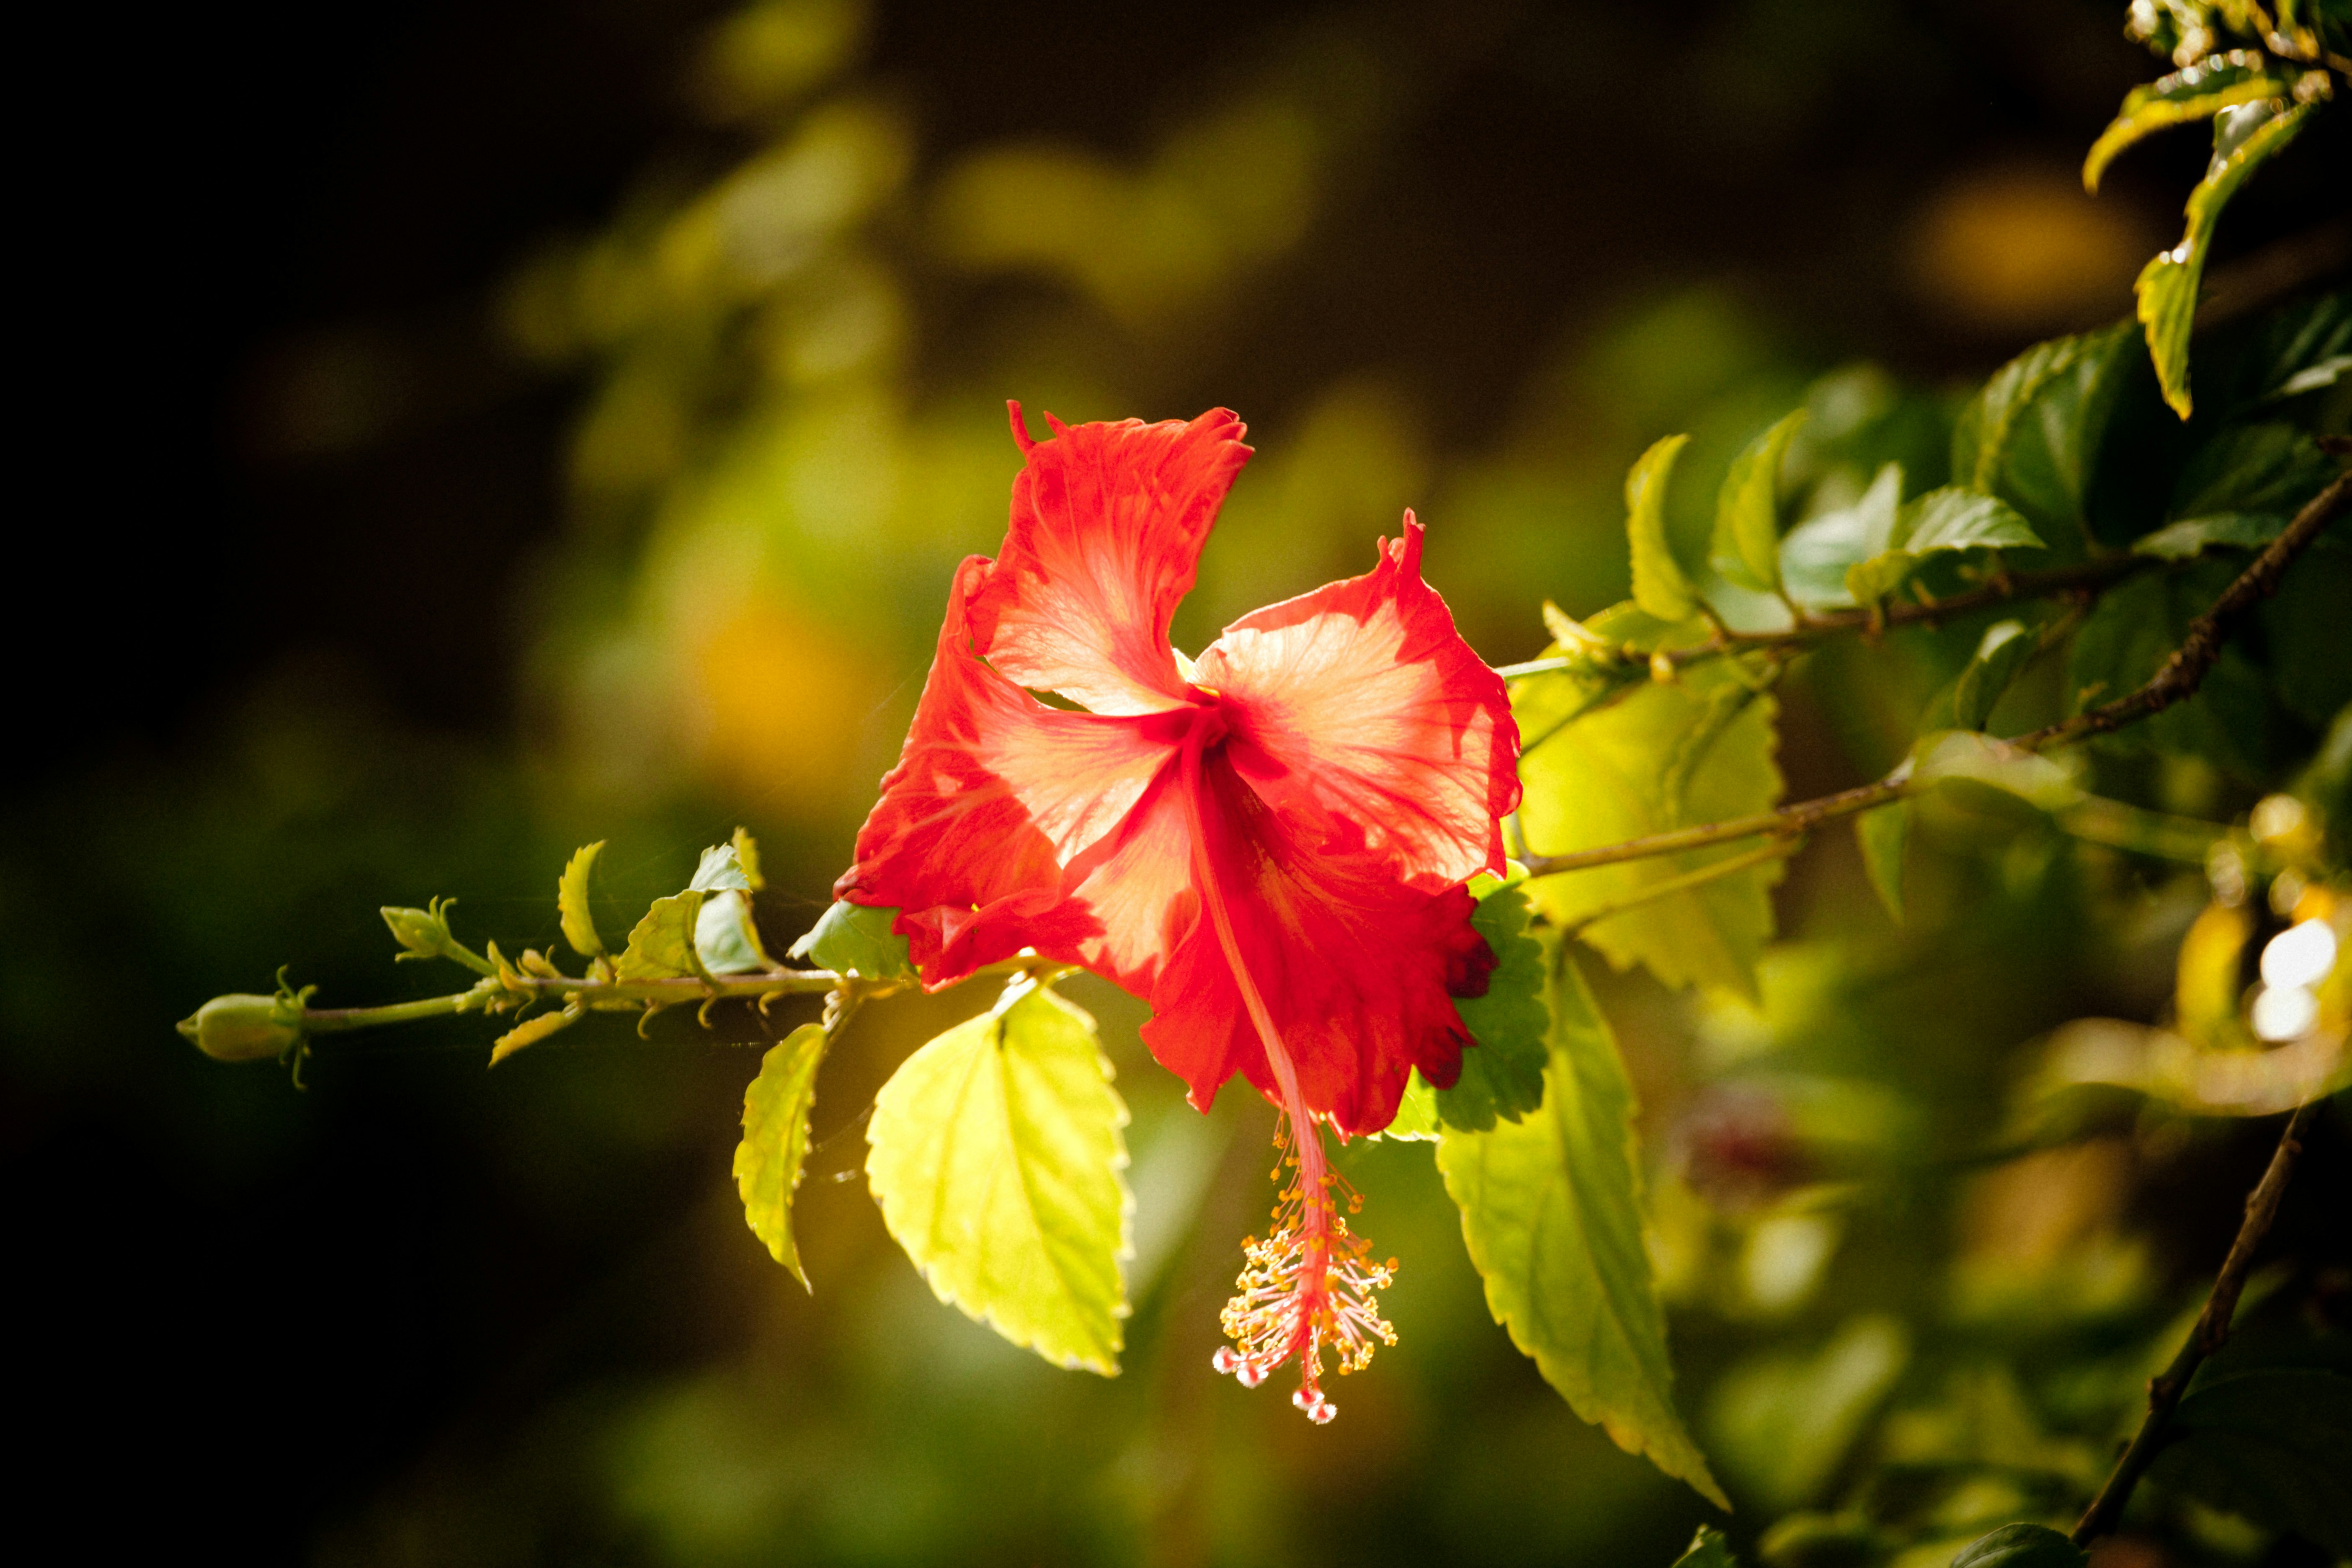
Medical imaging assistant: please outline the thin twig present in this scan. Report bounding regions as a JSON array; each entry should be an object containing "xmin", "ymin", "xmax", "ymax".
[
  {"xmin": 1558, "ymin": 837, "xmax": 1801, "ymax": 934},
  {"xmin": 1492, "ymin": 557, "xmax": 2143, "ymax": 683},
  {"xmin": 2071, "ymin": 1100, "xmax": 2323, "ymax": 1546},
  {"xmin": 1521, "ymin": 472, "xmax": 2352, "ymax": 879}
]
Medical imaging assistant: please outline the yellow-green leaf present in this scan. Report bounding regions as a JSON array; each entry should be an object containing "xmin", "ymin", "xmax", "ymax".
[
  {"xmin": 1437, "ymin": 948, "xmax": 1728, "ymax": 1507},
  {"xmin": 789, "ymin": 899, "xmax": 918, "ymax": 982},
  {"xmin": 1855, "ymin": 801, "xmax": 1910, "ymax": 923},
  {"xmin": 557, "ymin": 841, "xmax": 607, "ymax": 957},
  {"xmin": 865, "ymin": 981, "xmax": 1132, "ymax": 1373},
  {"xmin": 1626, "ymin": 433, "xmax": 1698, "ymax": 622},
  {"xmin": 490, "ymin": 1003, "xmax": 581, "ymax": 1067},
  {"xmin": 1516, "ymin": 658, "xmax": 1783, "ymax": 999},
  {"xmin": 729, "ymin": 826, "xmax": 766, "ymax": 890},
  {"xmin": 616, "ymin": 890, "xmax": 706, "ymax": 980},
  {"xmin": 2083, "ymin": 49, "xmax": 2289, "ymax": 191},
  {"xmin": 734, "ymin": 1022, "xmax": 828, "ymax": 1287},
  {"xmin": 2139, "ymin": 98, "xmax": 2317, "ymax": 418},
  {"xmin": 1371, "ymin": 1069, "xmax": 1441, "ymax": 1141},
  {"xmin": 1711, "ymin": 408, "xmax": 1806, "ymax": 595}
]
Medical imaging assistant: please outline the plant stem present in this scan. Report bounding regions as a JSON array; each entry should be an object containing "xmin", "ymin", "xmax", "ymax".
[
  {"xmin": 1558, "ymin": 837, "xmax": 1802, "ymax": 933},
  {"xmin": 299, "ymin": 969, "xmax": 857, "ymax": 1035},
  {"xmin": 2071, "ymin": 1100, "xmax": 2323, "ymax": 1546},
  {"xmin": 1521, "ymin": 471, "xmax": 2351, "ymax": 879},
  {"xmin": 1491, "ymin": 557, "xmax": 2143, "ymax": 683}
]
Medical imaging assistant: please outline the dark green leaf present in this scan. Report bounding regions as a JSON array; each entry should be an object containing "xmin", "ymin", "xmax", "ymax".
[
  {"xmin": 1437, "ymin": 948, "xmax": 1728, "ymax": 1506},
  {"xmin": 1951, "ymin": 324, "xmax": 2138, "ymax": 552},
  {"xmin": 2083, "ymin": 51, "xmax": 2292, "ymax": 191},
  {"xmin": 1920, "ymin": 619, "xmax": 2039, "ymax": 734},
  {"xmin": 1856, "ymin": 801, "xmax": 1909, "ymax": 923},
  {"xmin": 1438, "ymin": 882, "xmax": 1550, "ymax": 1131},
  {"xmin": 2068, "ymin": 565, "xmax": 2280, "ymax": 774},
  {"xmin": 1705, "ymin": 1316, "xmax": 1909, "ymax": 1509},
  {"xmin": 2217, "ymin": 289, "xmax": 2352, "ymax": 410},
  {"xmin": 865, "ymin": 980, "xmax": 1132, "ymax": 1373},
  {"xmin": 1947, "ymin": 1523, "xmax": 2086, "ymax": 1568},
  {"xmin": 789, "ymin": 898, "xmax": 918, "ymax": 981},
  {"xmin": 2148, "ymin": 1369, "xmax": 2352, "ymax": 1553},
  {"xmin": 2263, "ymin": 537, "xmax": 2352, "ymax": 727},
  {"xmin": 2171, "ymin": 422, "xmax": 2337, "ymax": 521},
  {"xmin": 2133, "ymin": 512, "xmax": 2285, "ymax": 560},
  {"xmin": 557, "ymin": 841, "xmax": 606, "ymax": 957},
  {"xmin": 2138, "ymin": 98, "xmax": 2318, "ymax": 418},
  {"xmin": 735, "ymin": 1022, "xmax": 828, "ymax": 1287},
  {"xmin": 1781, "ymin": 463, "xmax": 1902, "ymax": 614},
  {"xmin": 1672, "ymin": 1525, "xmax": 1740, "ymax": 1568},
  {"xmin": 1628, "ymin": 433, "xmax": 1700, "ymax": 623},
  {"xmin": 1712, "ymin": 409, "xmax": 1807, "ymax": 595}
]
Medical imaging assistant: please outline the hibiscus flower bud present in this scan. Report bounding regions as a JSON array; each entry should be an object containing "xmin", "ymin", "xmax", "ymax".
[{"xmin": 177, "ymin": 993, "xmax": 305, "ymax": 1063}]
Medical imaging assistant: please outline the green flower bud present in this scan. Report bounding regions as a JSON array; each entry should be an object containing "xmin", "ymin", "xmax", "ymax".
[
  {"xmin": 382, "ymin": 904, "xmax": 450, "ymax": 959},
  {"xmin": 177, "ymin": 993, "xmax": 305, "ymax": 1062}
]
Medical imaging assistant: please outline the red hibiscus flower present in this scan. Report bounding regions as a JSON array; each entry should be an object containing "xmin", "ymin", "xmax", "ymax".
[{"xmin": 838, "ymin": 404, "xmax": 1520, "ymax": 1418}]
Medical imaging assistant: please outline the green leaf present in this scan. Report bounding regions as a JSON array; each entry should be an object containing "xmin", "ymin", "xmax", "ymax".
[
  {"xmin": 1437, "ymin": 948, "xmax": 1728, "ymax": 1507},
  {"xmin": 1951, "ymin": 323, "xmax": 2138, "ymax": 552},
  {"xmin": 1920, "ymin": 619, "xmax": 2039, "ymax": 734},
  {"xmin": 1855, "ymin": 801, "xmax": 1910, "ymax": 923},
  {"xmin": 557, "ymin": 841, "xmax": 607, "ymax": 957},
  {"xmin": 2133, "ymin": 512, "xmax": 2285, "ymax": 560},
  {"xmin": 1780, "ymin": 462, "xmax": 1902, "ymax": 614},
  {"xmin": 1437, "ymin": 883, "xmax": 1550, "ymax": 1131},
  {"xmin": 1516, "ymin": 657, "xmax": 1783, "ymax": 999},
  {"xmin": 2138, "ymin": 98, "xmax": 2318, "ymax": 418},
  {"xmin": 2171, "ymin": 421, "xmax": 2337, "ymax": 521},
  {"xmin": 489, "ymin": 1004, "xmax": 582, "ymax": 1066},
  {"xmin": 2230, "ymin": 289, "xmax": 2352, "ymax": 406},
  {"xmin": 730, "ymin": 825, "xmax": 766, "ymax": 890},
  {"xmin": 865, "ymin": 980, "xmax": 1132, "ymax": 1373},
  {"xmin": 2083, "ymin": 51, "xmax": 2292, "ymax": 191},
  {"xmin": 1671, "ymin": 1525, "xmax": 1740, "ymax": 1568},
  {"xmin": 789, "ymin": 899, "xmax": 918, "ymax": 982},
  {"xmin": 2068, "ymin": 564, "xmax": 2277, "ymax": 774},
  {"xmin": 1627, "ymin": 433, "xmax": 1700, "ymax": 622},
  {"xmin": 1910, "ymin": 730, "xmax": 2084, "ymax": 812},
  {"xmin": 2263, "ymin": 532, "xmax": 2352, "ymax": 727},
  {"xmin": 689, "ymin": 841, "xmax": 754, "ymax": 893},
  {"xmin": 1844, "ymin": 489, "xmax": 2043, "ymax": 607},
  {"xmin": 1372, "ymin": 1070, "xmax": 1441, "ymax": 1141},
  {"xmin": 615, "ymin": 890, "xmax": 706, "ymax": 981},
  {"xmin": 1712, "ymin": 409, "xmax": 1807, "ymax": 595},
  {"xmin": 1948, "ymin": 1523, "xmax": 2087, "ymax": 1568},
  {"xmin": 1705, "ymin": 1315, "xmax": 1909, "ymax": 1509},
  {"xmin": 734, "ymin": 1022, "xmax": 828, "ymax": 1287},
  {"xmin": 694, "ymin": 888, "xmax": 774, "ymax": 974},
  {"xmin": 2150, "ymin": 1369, "xmax": 2352, "ymax": 1553}
]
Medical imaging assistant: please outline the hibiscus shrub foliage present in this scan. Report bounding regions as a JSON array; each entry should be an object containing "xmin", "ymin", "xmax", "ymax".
[{"xmin": 180, "ymin": 7, "xmax": 2352, "ymax": 1565}]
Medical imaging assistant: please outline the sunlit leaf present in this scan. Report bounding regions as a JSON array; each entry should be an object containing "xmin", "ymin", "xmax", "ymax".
[
  {"xmin": 1856, "ymin": 801, "xmax": 1910, "ymax": 923},
  {"xmin": 734, "ymin": 1022, "xmax": 828, "ymax": 1287},
  {"xmin": 1711, "ymin": 409, "xmax": 1806, "ymax": 595},
  {"xmin": 489, "ymin": 1004, "xmax": 581, "ymax": 1067},
  {"xmin": 694, "ymin": 887, "xmax": 774, "ymax": 974},
  {"xmin": 689, "ymin": 841, "xmax": 755, "ymax": 893},
  {"xmin": 1779, "ymin": 462, "xmax": 1902, "ymax": 614},
  {"xmin": 2138, "ymin": 98, "xmax": 2318, "ymax": 418},
  {"xmin": 1950, "ymin": 324, "xmax": 2139, "ymax": 551},
  {"xmin": 1949, "ymin": 1523, "xmax": 2088, "ymax": 1568},
  {"xmin": 1437, "ymin": 883, "xmax": 1550, "ymax": 1132},
  {"xmin": 865, "ymin": 980, "xmax": 1131, "ymax": 1373},
  {"xmin": 1671, "ymin": 1524, "xmax": 1740, "ymax": 1568},
  {"xmin": 2082, "ymin": 50, "xmax": 2290, "ymax": 191},
  {"xmin": 1627, "ymin": 433, "xmax": 1699, "ymax": 622},
  {"xmin": 1844, "ymin": 489, "xmax": 2043, "ymax": 608},
  {"xmin": 729, "ymin": 825, "xmax": 766, "ymax": 890},
  {"xmin": 1517, "ymin": 652, "xmax": 1783, "ymax": 999},
  {"xmin": 789, "ymin": 898, "xmax": 918, "ymax": 981},
  {"xmin": 1373, "ymin": 1070, "xmax": 1441, "ymax": 1141},
  {"xmin": 557, "ymin": 841, "xmax": 607, "ymax": 957},
  {"xmin": 1437, "ymin": 948, "xmax": 1728, "ymax": 1507},
  {"xmin": 615, "ymin": 891, "xmax": 706, "ymax": 981},
  {"xmin": 2148, "ymin": 1369, "xmax": 2352, "ymax": 1554},
  {"xmin": 1920, "ymin": 619, "xmax": 2039, "ymax": 734},
  {"xmin": 1911, "ymin": 730, "xmax": 2084, "ymax": 812}
]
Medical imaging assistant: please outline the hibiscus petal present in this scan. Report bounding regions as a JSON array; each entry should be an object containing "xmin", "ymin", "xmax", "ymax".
[
  {"xmin": 967, "ymin": 405, "xmax": 1252, "ymax": 716},
  {"xmin": 838, "ymin": 556, "xmax": 1185, "ymax": 986},
  {"xmin": 1140, "ymin": 752, "xmax": 1497, "ymax": 1137},
  {"xmin": 1192, "ymin": 516, "xmax": 1520, "ymax": 885}
]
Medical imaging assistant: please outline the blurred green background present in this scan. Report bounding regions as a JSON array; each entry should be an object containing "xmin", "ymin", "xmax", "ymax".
[{"xmin": 9, "ymin": 1, "xmax": 2347, "ymax": 1563}]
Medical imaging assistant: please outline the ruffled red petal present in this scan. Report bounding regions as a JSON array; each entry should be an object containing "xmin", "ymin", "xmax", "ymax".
[
  {"xmin": 1192, "ymin": 516, "xmax": 1520, "ymax": 885},
  {"xmin": 967, "ymin": 405, "xmax": 1251, "ymax": 716},
  {"xmin": 1140, "ymin": 749, "xmax": 1497, "ymax": 1137},
  {"xmin": 836, "ymin": 555, "xmax": 1185, "ymax": 987}
]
